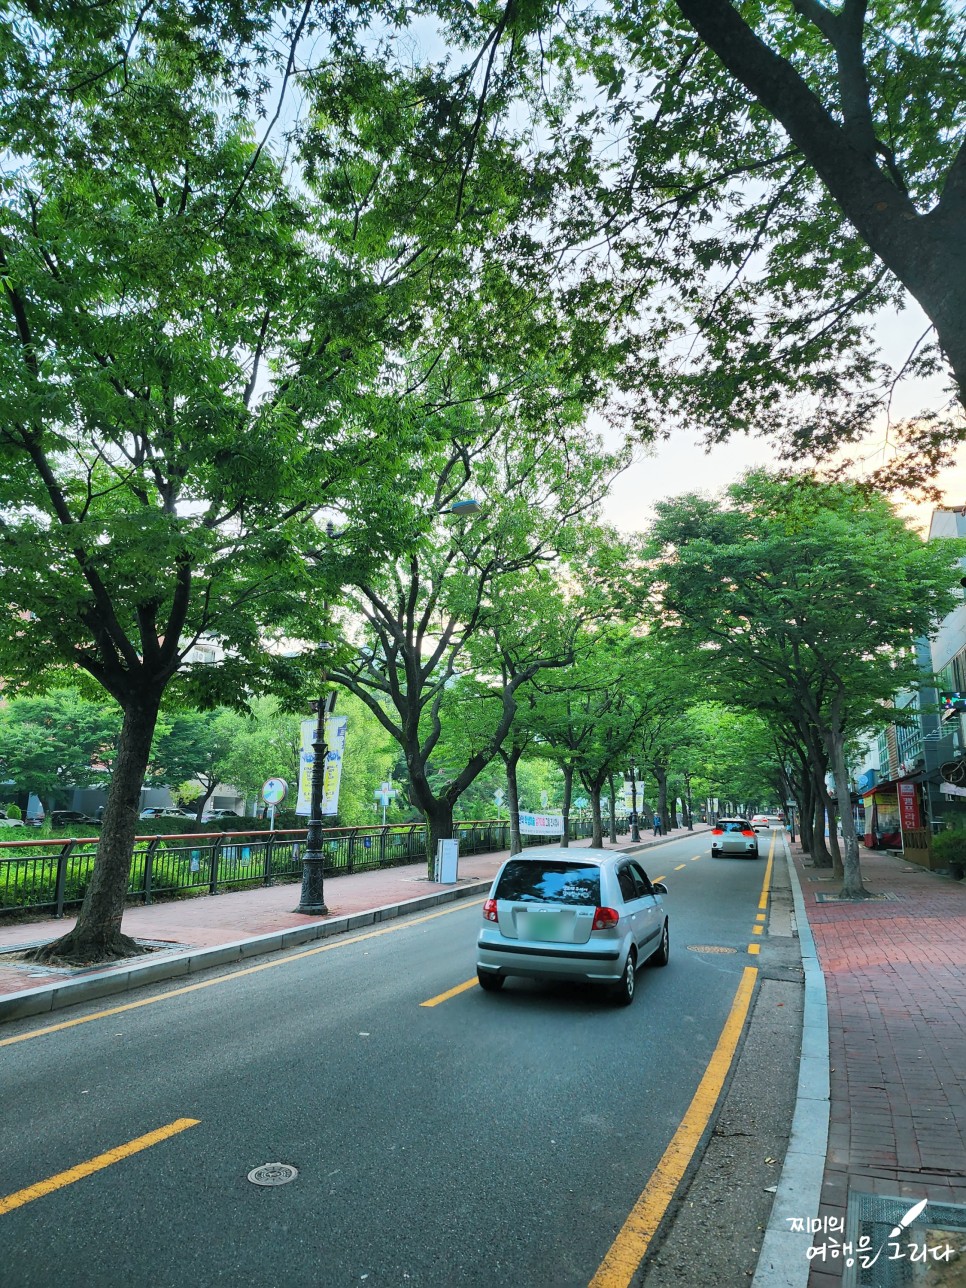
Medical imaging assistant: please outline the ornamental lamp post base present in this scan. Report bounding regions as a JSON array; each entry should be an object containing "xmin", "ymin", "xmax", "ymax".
[{"xmin": 296, "ymin": 854, "xmax": 328, "ymax": 915}]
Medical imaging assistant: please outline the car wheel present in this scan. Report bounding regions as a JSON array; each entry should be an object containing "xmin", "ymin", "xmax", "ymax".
[
  {"xmin": 612, "ymin": 948, "xmax": 637, "ymax": 1006},
  {"xmin": 648, "ymin": 920, "xmax": 669, "ymax": 968},
  {"xmin": 477, "ymin": 969, "xmax": 504, "ymax": 993}
]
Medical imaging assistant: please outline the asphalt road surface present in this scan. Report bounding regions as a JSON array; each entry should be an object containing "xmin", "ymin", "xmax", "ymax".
[{"xmin": 1, "ymin": 832, "xmax": 777, "ymax": 1287}]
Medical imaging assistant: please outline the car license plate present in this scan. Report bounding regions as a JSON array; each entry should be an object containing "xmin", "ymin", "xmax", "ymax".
[{"xmin": 527, "ymin": 910, "xmax": 561, "ymax": 939}]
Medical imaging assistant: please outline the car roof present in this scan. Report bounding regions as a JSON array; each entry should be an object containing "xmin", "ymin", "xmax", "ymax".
[{"xmin": 501, "ymin": 846, "xmax": 617, "ymax": 865}]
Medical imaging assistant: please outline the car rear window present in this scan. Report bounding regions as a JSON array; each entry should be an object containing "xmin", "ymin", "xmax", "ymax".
[
  {"xmin": 721, "ymin": 821, "xmax": 747, "ymax": 833},
  {"xmin": 494, "ymin": 860, "xmax": 601, "ymax": 906}
]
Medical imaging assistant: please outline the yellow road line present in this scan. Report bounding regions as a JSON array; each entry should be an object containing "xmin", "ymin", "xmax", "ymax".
[
  {"xmin": 0, "ymin": 1118, "xmax": 199, "ymax": 1216},
  {"xmin": 653, "ymin": 875, "xmax": 666, "ymax": 883},
  {"xmin": 748, "ymin": 943, "xmax": 760, "ymax": 955},
  {"xmin": 752, "ymin": 924, "xmax": 763, "ymax": 935},
  {"xmin": 759, "ymin": 834, "xmax": 776, "ymax": 910},
  {"xmin": 674, "ymin": 864, "xmax": 686, "ymax": 871},
  {"xmin": 1, "ymin": 900, "xmax": 483, "ymax": 1048},
  {"xmin": 589, "ymin": 966, "xmax": 758, "ymax": 1288},
  {"xmin": 420, "ymin": 978, "xmax": 478, "ymax": 1008}
]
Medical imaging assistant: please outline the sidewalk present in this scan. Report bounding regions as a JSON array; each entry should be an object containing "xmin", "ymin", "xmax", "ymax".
[
  {"xmin": 0, "ymin": 825, "xmax": 699, "ymax": 1022},
  {"xmin": 765, "ymin": 840, "xmax": 966, "ymax": 1288}
]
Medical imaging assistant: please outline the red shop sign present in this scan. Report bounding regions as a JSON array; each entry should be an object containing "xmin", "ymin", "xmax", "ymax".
[{"xmin": 898, "ymin": 782, "xmax": 921, "ymax": 830}]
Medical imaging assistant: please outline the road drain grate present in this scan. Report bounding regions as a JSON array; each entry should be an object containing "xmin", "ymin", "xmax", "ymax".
[
  {"xmin": 686, "ymin": 945, "xmax": 737, "ymax": 954},
  {"xmin": 814, "ymin": 892, "xmax": 899, "ymax": 903},
  {"xmin": 842, "ymin": 1190, "xmax": 966, "ymax": 1286},
  {"xmin": 248, "ymin": 1163, "xmax": 299, "ymax": 1187}
]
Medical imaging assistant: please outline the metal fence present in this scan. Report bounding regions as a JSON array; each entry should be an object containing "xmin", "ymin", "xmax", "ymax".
[{"xmin": 0, "ymin": 818, "xmax": 595, "ymax": 918}]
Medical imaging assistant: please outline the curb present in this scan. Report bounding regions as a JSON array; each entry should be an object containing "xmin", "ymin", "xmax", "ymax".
[
  {"xmin": 0, "ymin": 878, "xmax": 493, "ymax": 1026},
  {"xmin": 751, "ymin": 839, "xmax": 831, "ymax": 1287}
]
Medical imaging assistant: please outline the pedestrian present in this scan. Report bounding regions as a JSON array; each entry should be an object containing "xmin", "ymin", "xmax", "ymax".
[{"xmin": 653, "ymin": 811, "xmax": 662, "ymax": 836}]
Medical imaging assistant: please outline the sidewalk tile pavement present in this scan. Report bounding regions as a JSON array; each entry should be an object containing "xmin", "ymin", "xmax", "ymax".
[{"xmin": 789, "ymin": 843, "xmax": 966, "ymax": 1287}]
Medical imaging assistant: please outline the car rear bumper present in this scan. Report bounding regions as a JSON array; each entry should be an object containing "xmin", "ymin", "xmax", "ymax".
[{"xmin": 477, "ymin": 932, "xmax": 625, "ymax": 983}]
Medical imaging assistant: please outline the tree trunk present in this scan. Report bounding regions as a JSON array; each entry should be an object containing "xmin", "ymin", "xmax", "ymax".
[
  {"xmin": 828, "ymin": 725, "xmax": 868, "ymax": 897},
  {"xmin": 799, "ymin": 774, "xmax": 814, "ymax": 853},
  {"xmin": 425, "ymin": 797, "xmax": 455, "ymax": 875},
  {"xmin": 826, "ymin": 800, "xmax": 843, "ymax": 881},
  {"xmin": 810, "ymin": 789, "xmax": 833, "ymax": 867},
  {"xmin": 560, "ymin": 764, "xmax": 574, "ymax": 847},
  {"xmin": 30, "ymin": 696, "xmax": 162, "ymax": 965},
  {"xmin": 503, "ymin": 745, "xmax": 523, "ymax": 856},
  {"xmin": 586, "ymin": 775, "xmax": 606, "ymax": 848},
  {"xmin": 608, "ymin": 775, "xmax": 618, "ymax": 844},
  {"xmin": 654, "ymin": 763, "xmax": 669, "ymax": 833}
]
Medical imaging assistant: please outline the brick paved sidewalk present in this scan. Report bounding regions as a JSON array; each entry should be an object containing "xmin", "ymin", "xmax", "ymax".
[
  {"xmin": 0, "ymin": 825, "xmax": 704, "ymax": 1010},
  {"xmin": 792, "ymin": 843, "xmax": 966, "ymax": 1287}
]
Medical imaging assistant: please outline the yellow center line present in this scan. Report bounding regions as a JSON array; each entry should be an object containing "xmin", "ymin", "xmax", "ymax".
[
  {"xmin": 747, "ymin": 943, "xmax": 760, "ymax": 955},
  {"xmin": 752, "ymin": 924, "xmax": 763, "ymax": 935},
  {"xmin": 589, "ymin": 966, "xmax": 758, "ymax": 1287},
  {"xmin": 0, "ymin": 1118, "xmax": 199, "ymax": 1216},
  {"xmin": 420, "ymin": 978, "xmax": 478, "ymax": 1007},
  {"xmin": 690, "ymin": 856, "xmax": 700, "ymax": 861},
  {"xmin": 652, "ymin": 875, "xmax": 666, "ymax": 883},
  {"xmin": 759, "ymin": 834, "xmax": 776, "ymax": 911},
  {"xmin": 674, "ymin": 864, "xmax": 686, "ymax": 871},
  {"xmin": 1, "ymin": 899, "xmax": 484, "ymax": 1048}
]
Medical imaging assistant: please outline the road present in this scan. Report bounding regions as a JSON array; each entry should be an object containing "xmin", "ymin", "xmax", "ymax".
[{"xmin": 0, "ymin": 831, "xmax": 780, "ymax": 1287}]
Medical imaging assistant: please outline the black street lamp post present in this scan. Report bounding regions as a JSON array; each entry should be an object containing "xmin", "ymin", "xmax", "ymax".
[
  {"xmin": 628, "ymin": 758, "xmax": 641, "ymax": 843},
  {"xmin": 296, "ymin": 690, "xmax": 337, "ymax": 915}
]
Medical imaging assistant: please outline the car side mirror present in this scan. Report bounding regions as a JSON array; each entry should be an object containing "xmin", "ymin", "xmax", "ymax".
[{"xmin": 652, "ymin": 882, "xmax": 668, "ymax": 895}]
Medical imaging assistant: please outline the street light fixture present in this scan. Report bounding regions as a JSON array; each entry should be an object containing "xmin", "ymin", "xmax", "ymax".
[
  {"xmin": 628, "ymin": 758, "xmax": 641, "ymax": 843},
  {"xmin": 296, "ymin": 517, "xmax": 349, "ymax": 916},
  {"xmin": 296, "ymin": 687, "xmax": 337, "ymax": 915}
]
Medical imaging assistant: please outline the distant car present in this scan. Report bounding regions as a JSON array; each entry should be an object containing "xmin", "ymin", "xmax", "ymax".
[
  {"xmin": 0, "ymin": 810, "xmax": 25, "ymax": 828},
  {"xmin": 50, "ymin": 810, "xmax": 100, "ymax": 830},
  {"xmin": 207, "ymin": 809, "xmax": 241, "ymax": 819},
  {"xmin": 138, "ymin": 807, "xmax": 193, "ymax": 821},
  {"xmin": 751, "ymin": 813, "xmax": 785, "ymax": 831},
  {"xmin": 711, "ymin": 818, "xmax": 760, "ymax": 858},
  {"xmin": 476, "ymin": 847, "xmax": 669, "ymax": 1005}
]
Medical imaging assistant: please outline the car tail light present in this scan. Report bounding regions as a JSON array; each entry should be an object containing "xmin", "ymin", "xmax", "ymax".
[
  {"xmin": 592, "ymin": 906, "xmax": 620, "ymax": 931},
  {"xmin": 741, "ymin": 829, "xmax": 756, "ymax": 837},
  {"xmin": 483, "ymin": 898, "xmax": 499, "ymax": 922},
  {"xmin": 712, "ymin": 827, "xmax": 723, "ymax": 835}
]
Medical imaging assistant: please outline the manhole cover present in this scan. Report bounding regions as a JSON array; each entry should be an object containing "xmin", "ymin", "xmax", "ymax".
[
  {"xmin": 247, "ymin": 1162, "xmax": 299, "ymax": 1187},
  {"xmin": 687, "ymin": 945, "xmax": 737, "ymax": 954}
]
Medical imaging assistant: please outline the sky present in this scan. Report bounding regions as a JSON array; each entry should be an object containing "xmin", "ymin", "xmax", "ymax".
[{"xmin": 599, "ymin": 297, "xmax": 966, "ymax": 536}]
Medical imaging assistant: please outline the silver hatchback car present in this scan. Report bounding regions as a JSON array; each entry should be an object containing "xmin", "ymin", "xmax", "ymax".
[{"xmin": 476, "ymin": 847, "xmax": 669, "ymax": 1005}]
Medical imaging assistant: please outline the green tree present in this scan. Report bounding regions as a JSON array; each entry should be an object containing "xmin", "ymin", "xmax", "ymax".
[
  {"xmin": 649, "ymin": 472, "xmax": 964, "ymax": 896},
  {"xmin": 445, "ymin": 1, "xmax": 966, "ymax": 480},
  {"xmin": 0, "ymin": 16, "xmax": 421, "ymax": 963},
  {"xmin": 331, "ymin": 436, "xmax": 626, "ymax": 869},
  {"xmin": 0, "ymin": 691, "xmax": 120, "ymax": 812},
  {"xmin": 152, "ymin": 710, "xmax": 244, "ymax": 822}
]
